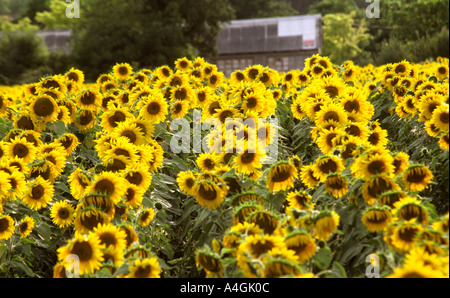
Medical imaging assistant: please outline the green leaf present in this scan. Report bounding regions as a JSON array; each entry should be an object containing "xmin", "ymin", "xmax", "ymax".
[{"xmin": 314, "ymin": 246, "xmax": 333, "ymax": 271}]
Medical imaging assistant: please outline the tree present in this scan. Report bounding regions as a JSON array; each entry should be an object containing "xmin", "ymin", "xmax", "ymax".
[
  {"xmin": 35, "ymin": 0, "xmax": 79, "ymax": 30},
  {"xmin": 308, "ymin": 0, "xmax": 359, "ymax": 16},
  {"xmin": 228, "ymin": 0, "xmax": 297, "ymax": 20},
  {"xmin": 321, "ymin": 12, "xmax": 372, "ymax": 65},
  {"xmin": 71, "ymin": 0, "xmax": 234, "ymax": 81}
]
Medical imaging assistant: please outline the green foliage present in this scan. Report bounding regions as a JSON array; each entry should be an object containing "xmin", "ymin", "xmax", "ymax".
[
  {"xmin": 322, "ymin": 12, "xmax": 372, "ymax": 65},
  {"xmin": 229, "ymin": 0, "xmax": 298, "ymax": 20},
  {"xmin": 0, "ymin": 30, "xmax": 49, "ymax": 85},
  {"xmin": 309, "ymin": 0, "xmax": 359, "ymax": 16},
  {"xmin": 35, "ymin": 0, "xmax": 79, "ymax": 30}
]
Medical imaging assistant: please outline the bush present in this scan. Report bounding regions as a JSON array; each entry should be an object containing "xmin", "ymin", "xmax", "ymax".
[{"xmin": 0, "ymin": 31, "xmax": 49, "ymax": 85}]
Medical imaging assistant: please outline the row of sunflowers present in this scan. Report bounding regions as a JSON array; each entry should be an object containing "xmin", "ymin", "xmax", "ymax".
[{"xmin": 0, "ymin": 54, "xmax": 448, "ymax": 278}]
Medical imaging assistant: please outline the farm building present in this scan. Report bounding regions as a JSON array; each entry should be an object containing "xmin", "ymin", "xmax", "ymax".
[{"xmin": 208, "ymin": 14, "xmax": 323, "ymax": 76}]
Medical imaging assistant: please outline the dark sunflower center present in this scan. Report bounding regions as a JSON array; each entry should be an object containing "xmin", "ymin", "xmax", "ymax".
[
  {"xmin": 79, "ymin": 111, "xmax": 94, "ymax": 125},
  {"xmin": 368, "ymin": 160, "xmax": 386, "ymax": 175},
  {"xmin": 13, "ymin": 143, "xmax": 29, "ymax": 158},
  {"xmin": 108, "ymin": 111, "xmax": 126, "ymax": 128},
  {"xmin": 368, "ymin": 132, "xmax": 380, "ymax": 146},
  {"xmin": 126, "ymin": 172, "xmax": 143, "ymax": 186},
  {"xmin": 251, "ymin": 240, "xmax": 275, "ymax": 257},
  {"xmin": 31, "ymin": 185, "xmax": 45, "ymax": 200},
  {"xmin": 368, "ymin": 178, "xmax": 393, "ymax": 198},
  {"xmin": 236, "ymin": 72, "xmax": 245, "ymax": 81},
  {"xmin": 34, "ymin": 97, "xmax": 54, "ymax": 117},
  {"xmin": 80, "ymin": 92, "xmax": 96, "ymax": 105},
  {"xmin": 95, "ymin": 179, "xmax": 115, "ymax": 195},
  {"xmin": 147, "ymin": 102, "xmax": 161, "ymax": 115},
  {"xmin": 16, "ymin": 116, "xmax": 35, "ymax": 130},
  {"xmin": 271, "ymin": 165, "xmax": 292, "ymax": 182},
  {"xmin": 395, "ymin": 64, "xmax": 406, "ymax": 73},
  {"xmin": 325, "ymin": 86, "xmax": 339, "ymax": 98},
  {"xmin": 71, "ymin": 241, "xmax": 93, "ymax": 262},
  {"xmin": 327, "ymin": 177, "xmax": 345, "ymax": 189},
  {"xmin": 241, "ymin": 152, "xmax": 256, "ymax": 164},
  {"xmin": 174, "ymin": 89, "xmax": 187, "ymax": 100},
  {"xmin": 121, "ymin": 130, "xmax": 137, "ymax": 143},
  {"xmin": 118, "ymin": 66, "xmax": 129, "ymax": 76},
  {"xmin": 0, "ymin": 218, "xmax": 10, "ymax": 233},
  {"xmin": 440, "ymin": 111, "xmax": 449, "ymax": 124},
  {"xmin": 134, "ymin": 265, "xmax": 152, "ymax": 278},
  {"xmin": 58, "ymin": 208, "xmax": 70, "ymax": 219},
  {"xmin": 208, "ymin": 101, "xmax": 221, "ymax": 115},
  {"xmin": 344, "ymin": 100, "xmax": 360, "ymax": 113},
  {"xmin": 100, "ymin": 232, "xmax": 118, "ymax": 247},
  {"xmin": 406, "ymin": 169, "xmax": 427, "ymax": 183},
  {"xmin": 398, "ymin": 227, "xmax": 418, "ymax": 242},
  {"xmin": 248, "ymin": 69, "xmax": 259, "ymax": 79},
  {"xmin": 42, "ymin": 79, "xmax": 60, "ymax": 90},
  {"xmin": 366, "ymin": 211, "xmax": 388, "ymax": 224},
  {"xmin": 198, "ymin": 184, "xmax": 217, "ymax": 201},
  {"xmin": 318, "ymin": 159, "xmax": 338, "ymax": 174}
]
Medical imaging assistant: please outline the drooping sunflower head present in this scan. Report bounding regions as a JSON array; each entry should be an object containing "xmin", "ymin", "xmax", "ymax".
[
  {"xmin": 0, "ymin": 214, "xmax": 15, "ymax": 241},
  {"xmin": 402, "ymin": 165, "xmax": 434, "ymax": 192},
  {"xmin": 300, "ymin": 164, "xmax": 321, "ymax": 189},
  {"xmin": 64, "ymin": 67, "xmax": 85, "ymax": 85},
  {"xmin": 73, "ymin": 206, "xmax": 111, "ymax": 235},
  {"xmin": 126, "ymin": 257, "xmax": 161, "ymax": 278},
  {"xmin": 393, "ymin": 197, "xmax": 429, "ymax": 225},
  {"xmin": 313, "ymin": 210, "xmax": 340, "ymax": 241},
  {"xmin": 312, "ymin": 155, "xmax": 344, "ymax": 182},
  {"xmin": 192, "ymin": 180, "xmax": 226, "ymax": 210},
  {"xmin": 362, "ymin": 174, "xmax": 400, "ymax": 205},
  {"xmin": 196, "ymin": 249, "xmax": 223, "ymax": 277},
  {"xmin": 266, "ymin": 161, "xmax": 299, "ymax": 193},
  {"xmin": 324, "ymin": 173, "xmax": 348, "ymax": 198},
  {"xmin": 284, "ymin": 231, "xmax": 316, "ymax": 263},
  {"xmin": 389, "ymin": 220, "xmax": 423, "ymax": 253},
  {"xmin": 361, "ymin": 206, "xmax": 392, "ymax": 233}
]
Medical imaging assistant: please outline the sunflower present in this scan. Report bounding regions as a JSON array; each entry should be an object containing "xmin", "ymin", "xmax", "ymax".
[
  {"xmin": 392, "ymin": 152, "xmax": 410, "ymax": 176},
  {"xmin": 316, "ymin": 127, "xmax": 346, "ymax": 154},
  {"xmin": 402, "ymin": 165, "xmax": 434, "ymax": 192},
  {"xmin": 30, "ymin": 94, "xmax": 60, "ymax": 122},
  {"xmin": 138, "ymin": 208, "xmax": 155, "ymax": 227},
  {"xmin": 0, "ymin": 215, "xmax": 15, "ymax": 241},
  {"xmin": 361, "ymin": 206, "xmax": 392, "ymax": 232},
  {"xmin": 291, "ymin": 99, "xmax": 306, "ymax": 120},
  {"xmin": 196, "ymin": 153, "xmax": 220, "ymax": 174},
  {"xmin": 261, "ymin": 247, "xmax": 301, "ymax": 278},
  {"xmin": 356, "ymin": 153, "xmax": 395, "ymax": 180},
  {"xmin": 138, "ymin": 94, "xmax": 168, "ymax": 124},
  {"xmin": 315, "ymin": 102, "xmax": 348, "ymax": 129},
  {"xmin": 286, "ymin": 190, "xmax": 314, "ymax": 210},
  {"xmin": 393, "ymin": 197, "xmax": 429, "ymax": 225},
  {"xmin": 300, "ymin": 164, "xmax": 321, "ymax": 188},
  {"xmin": 73, "ymin": 206, "xmax": 111, "ymax": 235},
  {"xmin": 430, "ymin": 104, "xmax": 449, "ymax": 132},
  {"xmin": 438, "ymin": 132, "xmax": 449, "ymax": 150},
  {"xmin": 266, "ymin": 161, "xmax": 299, "ymax": 193},
  {"xmin": 112, "ymin": 123, "xmax": 146, "ymax": 149},
  {"xmin": 37, "ymin": 76, "xmax": 67, "ymax": 94},
  {"xmin": 378, "ymin": 190, "xmax": 408, "ymax": 208},
  {"xmin": 92, "ymin": 223, "xmax": 127, "ymax": 252},
  {"xmin": 6, "ymin": 136, "xmax": 37, "ymax": 164},
  {"xmin": 73, "ymin": 109, "xmax": 96, "ymax": 131},
  {"xmin": 192, "ymin": 180, "xmax": 226, "ymax": 210},
  {"xmin": 196, "ymin": 249, "xmax": 223, "ymax": 277},
  {"xmin": 126, "ymin": 257, "xmax": 161, "ymax": 278},
  {"xmin": 76, "ymin": 89, "xmax": 100, "ymax": 112},
  {"xmin": 101, "ymin": 107, "xmax": 133, "ymax": 133},
  {"xmin": 362, "ymin": 174, "xmax": 400, "ymax": 205},
  {"xmin": 233, "ymin": 146, "xmax": 266, "ymax": 175},
  {"xmin": 312, "ymin": 155, "xmax": 344, "ymax": 182},
  {"xmin": 64, "ymin": 67, "xmax": 85, "ymax": 85},
  {"xmin": 113, "ymin": 63, "xmax": 133, "ymax": 81},
  {"xmin": 246, "ymin": 209, "xmax": 279, "ymax": 234},
  {"xmin": 122, "ymin": 184, "xmax": 144, "ymax": 209},
  {"xmin": 175, "ymin": 57, "xmax": 192, "ymax": 72},
  {"xmin": 390, "ymin": 220, "xmax": 423, "ymax": 253},
  {"xmin": 284, "ymin": 231, "xmax": 316, "ymax": 263},
  {"xmin": 55, "ymin": 133, "xmax": 79, "ymax": 154},
  {"xmin": 419, "ymin": 94, "xmax": 443, "ymax": 121},
  {"xmin": 170, "ymin": 100, "xmax": 190, "ymax": 119},
  {"xmin": 387, "ymin": 262, "xmax": 446, "ymax": 278},
  {"xmin": 4, "ymin": 169, "xmax": 26, "ymax": 201},
  {"xmin": 57, "ymin": 233, "xmax": 105, "ymax": 275},
  {"xmin": 425, "ymin": 121, "xmax": 442, "ymax": 137},
  {"xmin": 68, "ymin": 168, "xmax": 91, "ymax": 201},
  {"xmin": 120, "ymin": 224, "xmax": 139, "ymax": 248},
  {"xmin": 177, "ymin": 171, "xmax": 198, "ymax": 196},
  {"xmin": 324, "ymin": 173, "xmax": 348, "ymax": 198},
  {"xmin": 367, "ymin": 127, "xmax": 389, "ymax": 148},
  {"xmin": 17, "ymin": 216, "xmax": 35, "ymax": 239},
  {"xmin": 86, "ymin": 171, "xmax": 128, "ymax": 204},
  {"xmin": 313, "ymin": 211, "xmax": 340, "ymax": 241},
  {"xmin": 50, "ymin": 200, "xmax": 76, "ymax": 228},
  {"xmin": 236, "ymin": 234, "xmax": 286, "ymax": 277},
  {"xmin": 22, "ymin": 177, "xmax": 54, "ymax": 210}
]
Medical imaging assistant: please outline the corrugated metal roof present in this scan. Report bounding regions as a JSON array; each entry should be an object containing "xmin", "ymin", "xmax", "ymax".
[{"xmin": 217, "ymin": 14, "xmax": 322, "ymax": 55}]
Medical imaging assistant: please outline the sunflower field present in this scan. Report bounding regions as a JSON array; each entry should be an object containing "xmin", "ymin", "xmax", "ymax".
[{"xmin": 0, "ymin": 55, "xmax": 448, "ymax": 279}]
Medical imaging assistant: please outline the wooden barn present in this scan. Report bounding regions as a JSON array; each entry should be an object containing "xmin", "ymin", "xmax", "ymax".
[{"xmin": 209, "ymin": 14, "xmax": 323, "ymax": 76}]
